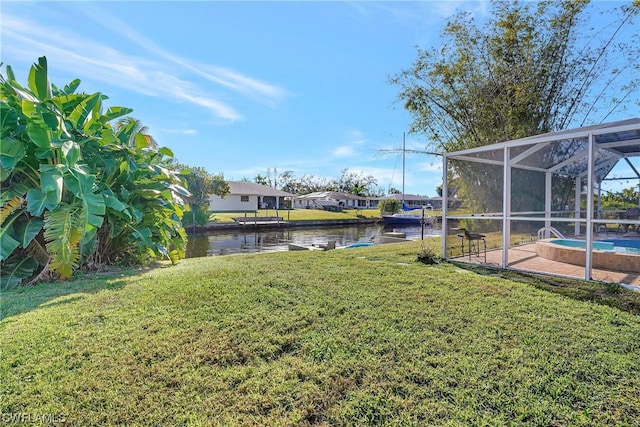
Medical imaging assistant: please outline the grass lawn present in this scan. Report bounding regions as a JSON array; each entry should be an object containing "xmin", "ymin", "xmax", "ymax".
[
  {"xmin": 2, "ymin": 241, "xmax": 640, "ymax": 425},
  {"xmin": 211, "ymin": 208, "xmax": 390, "ymax": 223}
]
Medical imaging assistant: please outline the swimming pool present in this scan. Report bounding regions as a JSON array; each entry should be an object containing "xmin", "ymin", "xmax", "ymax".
[
  {"xmin": 536, "ymin": 238, "xmax": 640, "ymax": 273},
  {"xmin": 549, "ymin": 238, "xmax": 640, "ymax": 254},
  {"xmin": 598, "ymin": 239, "xmax": 640, "ymax": 254}
]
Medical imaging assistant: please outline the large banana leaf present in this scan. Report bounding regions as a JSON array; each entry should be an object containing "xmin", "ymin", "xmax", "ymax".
[
  {"xmin": 158, "ymin": 147, "xmax": 174, "ymax": 157},
  {"xmin": 24, "ymin": 164, "xmax": 64, "ymax": 216},
  {"xmin": 1, "ymin": 197, "xmax": 27, "ymax": 260},
  {"xmin": 101, "ymin": 106, "xmax": 133, "ymax": 124},
  {"xmin": 15, "ymin": 218, "xmax": 44, "ymax": 248},
  {"xmin": 44, "ymin": 203, "xmax": 83, "ymax": 279},
  {"xmin": 1, "ymin": 185, "xmax": 26, "ymax": 204},
  {"xmin": 21, "ymin": 99, "xmax": 52, "ymax": 148},
  {"xmin": 25, "ymin": 188, "xmax": 60, "ymax": 217},
  {"xmin": 54, "ymin": 93, "xmax": 86, "ymax": 114},
  {"xmin": 40, "ymin": 164, "xmax": 65, "ymax": 194},
  {"xmin": 27, "ymin": 56, "xmax": 52, "ymax": 101},
  {"xmin": 131, "ymin": 226, "xmax": 153, "ymax": 247},
  {"xmin": 62, "ymin": 79, "xmax": 81, "ymax": 95},
  {"xmin": 80, "ymin": 191, "xmax": 105, "ymax": 246},
  {"xmin": 0, "ymin": 254, "xmax": 39, "ymax": 290},
  {"xmin": 0, "ymin": 137, "xmax": 25, "ymax": 176},
  {"xmin": 68, "ymin": 92, "xmax": 101, "ymax": 129},
  {"xmin": 64, "ymin": 172, "xmax": 106, "ymax": 248},
  {"xmin": 61, "ymin": 140, "xmax": 81, "ymax": 166},
  {"xmin": 0, "ymin": 221, "xmax": 20, "ymax": 261},
  {"xmin": 4, "ymin": 64, "xmax": 16, "ymax": 82},
  {"xmin": 2, "ymin": 65, "xmax": 38, "ymax": 102},
  {"xmin": 0, "ymin": 195, "xmax": 23, "ymax": 225},
  {"xmin": 102, "ymin": 188, "xmax": 131, "ymax": 221},
  {"xmin": 1, "ymin": 101, "xmax": 22, "ymax": 136}
]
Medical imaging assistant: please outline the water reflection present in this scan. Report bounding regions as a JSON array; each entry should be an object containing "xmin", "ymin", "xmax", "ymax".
[{"xmin": 186, "ymin": 224, "xmax": 440, "ymax": 258}]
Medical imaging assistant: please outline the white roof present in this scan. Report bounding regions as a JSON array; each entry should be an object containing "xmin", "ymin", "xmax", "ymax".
[
  {"xmin": 295, "ymin": 191, "xmax": 364, "ymax": 200},
  {"xmin": 227, "ymin": 181, "xmax": 294, "ymax": 197}
]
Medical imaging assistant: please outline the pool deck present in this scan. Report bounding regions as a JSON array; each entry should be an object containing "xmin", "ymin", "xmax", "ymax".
[{"xmin": 455, "ymin": 243, "xmax": 640, "ymax": 289}]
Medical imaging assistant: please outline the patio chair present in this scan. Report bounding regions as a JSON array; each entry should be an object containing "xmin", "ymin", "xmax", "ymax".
[
  {"xmin": 620, "ymin": 208, "xmax": 640, "ymax": 234},
  {"xmin": 456, "ymin": 228, "xmax": 486, "ymax": 262}
]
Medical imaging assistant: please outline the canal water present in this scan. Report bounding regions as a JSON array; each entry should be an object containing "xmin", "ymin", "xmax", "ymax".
[{"xmin": 186, "ymin": 224, "xmax": 441, "ymax": 258}]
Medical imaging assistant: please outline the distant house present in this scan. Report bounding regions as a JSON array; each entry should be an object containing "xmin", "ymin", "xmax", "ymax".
[
  {"xmin": 208, "ymin": 181, "xmax": 295, "ymax": 212},
  {"xmin": 381, "ymin": 194, "xmax": 460, "ymax": 211},
  {"xmin": 425, "ymin": 197, "xmax": 443, "ymax": 210},
  {"xmin": 293, "ymin": 191, "xmax": 379, "ymax": 210},
  {"xmin": 381, "ymin": 194, "xmax": 439, "ymax": 209}
]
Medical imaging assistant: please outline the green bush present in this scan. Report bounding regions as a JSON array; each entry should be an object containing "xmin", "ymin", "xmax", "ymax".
[
  {"xmin": 181, "ymin": 205, "xmax": 211, "ymax": 227},
  {"xmin": 1, "ymin": 57, "xmax": 189, "ymax": 287},
  {"xmin": 378, "ymin": 199, "xmax": 401, "ymax": 214}
]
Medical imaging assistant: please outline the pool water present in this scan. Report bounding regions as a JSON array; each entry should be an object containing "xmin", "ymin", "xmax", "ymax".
[
  {"xmin": 550, "ymin": 238, "xmax": 640, "ymax": 255},
  {"xmin": 600, "ymin": 239, "xmax": 640, "ymax": 255}
]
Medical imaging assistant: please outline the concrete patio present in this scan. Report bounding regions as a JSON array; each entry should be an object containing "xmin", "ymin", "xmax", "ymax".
[{"xmin": 455, "ymin": 242, "xmax": 640, "ymax": 289}]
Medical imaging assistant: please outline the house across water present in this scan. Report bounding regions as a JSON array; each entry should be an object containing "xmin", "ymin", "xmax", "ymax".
[
  {"xmin": 293, "ymin": 191, "xmax": 381, "ymax": 210},
  {"xmin": 208, "ymin": 181, "xmax": 295, "ymax": 211}
]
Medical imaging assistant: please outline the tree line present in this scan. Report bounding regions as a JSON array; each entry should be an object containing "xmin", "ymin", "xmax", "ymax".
[{"xmin": 250, "ymin": 168, "xmax": 386, "ymax": 198}]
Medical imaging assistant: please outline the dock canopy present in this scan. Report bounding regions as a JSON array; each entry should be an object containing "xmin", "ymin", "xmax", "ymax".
[{"xmin": 441, "ymin": 118, "xmax": 640, "ymax": 281}]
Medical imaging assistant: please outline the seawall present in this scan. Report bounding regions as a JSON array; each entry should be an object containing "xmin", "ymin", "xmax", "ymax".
[{"xmin": 190, "ymin": 218, "xmax": 381, "ymax": 233}]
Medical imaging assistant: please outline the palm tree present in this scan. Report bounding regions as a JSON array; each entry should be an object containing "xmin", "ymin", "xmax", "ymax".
[
  {"xmin": 115, "ymin": 117, "xmax": 158, "ymax": 149},
  {"xmin": 622, "ymin": 187, "xmax": 638, "ymax": 207}
]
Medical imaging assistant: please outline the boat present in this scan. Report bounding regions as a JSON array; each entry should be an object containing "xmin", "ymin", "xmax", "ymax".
[
  {"xmin": 288, "ymin": 240, "xmax": 336, "ymax": 251},
  {"xmin": 381, "ymin": 133, "xmax": 433, "ymax": 226},
  {"xmin": 345, "ymin": 241, "xmax": 375, "ymax": 248},
  {"xmin": 373, "ymin": 232, "xmax": 411, "ymax": 244},
  {"xmin": 382, "ymin": 212, "xmax": 429, "ymax": 226},
  {"xmin": 288, "ymin": 243, "xmax": 310, "ymax": 251}
]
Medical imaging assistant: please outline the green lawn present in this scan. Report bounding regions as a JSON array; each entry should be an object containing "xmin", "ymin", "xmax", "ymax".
[
  {"xmin": 210, "ymin": 208, "xmax": 385, "ymax": 222},
  {"xmin": 2, "ymin": 241, "xmax": 640, "ymax": 425}
]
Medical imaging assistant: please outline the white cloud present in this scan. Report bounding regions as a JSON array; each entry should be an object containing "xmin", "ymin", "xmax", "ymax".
[
  {"xmin": 78, "ymin": 3, "xmax": 288, "ymax": 106},
  {"xmin": 330, "ymin": 129, "xmax": 372, "ymax": 158},
  {"xmin": 201, "ymin": 65, "xmax": 288, "ymax": 107},
  {"xmin": 1, "ymin": 7, "xmax": 287, "ymax": 121},
  {"xmin": 333, "ymin": 146, "xmax": 357, "ymax": 158},
  {"xmin": 158, "ymin": 74, "xmax": 242, "ymax": 122}
]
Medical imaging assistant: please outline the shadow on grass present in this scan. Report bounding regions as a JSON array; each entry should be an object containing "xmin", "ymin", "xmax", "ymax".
[
  {"xmin": 0, "ymin": 268, "xmax": 149, "ymax": 321},
  {"xmin": 447, "ymin": 261, "xmax": 640, "ymax": 316}
]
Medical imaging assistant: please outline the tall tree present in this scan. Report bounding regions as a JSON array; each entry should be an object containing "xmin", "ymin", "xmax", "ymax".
[
  {"xmin": 277, "ymin": 170, "xmax": 298, "ymax": 194},
  {"xmin": 178, "ymin": 165, "xmax": 229, "ymax": 226},
  {"xmin": 333, "ymin": 168, "xmax": 382, "ymax": 197},
  {"xmin": 253, "ymin": 174, "xmax": 269, "ymax": 186},
  {"xmin": 391, "ymin": 0, "xmax": 639, "ymax": 214},
  {"xmin": 391, "ymin": 0, "xmax": 639, "ymax": 153}
]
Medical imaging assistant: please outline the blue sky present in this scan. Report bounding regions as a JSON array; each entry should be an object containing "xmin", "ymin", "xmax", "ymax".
[{"xmin": 1, "ymin": 1, "xmax": 638, "ymax": 196}]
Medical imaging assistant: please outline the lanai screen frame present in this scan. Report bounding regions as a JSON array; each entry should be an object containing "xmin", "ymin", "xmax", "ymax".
[{"xmin": 441, "ymin": 118, "xmax": 640, "ymax": 281}]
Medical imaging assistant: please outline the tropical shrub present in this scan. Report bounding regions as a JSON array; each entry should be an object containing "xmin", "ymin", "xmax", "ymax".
[
  {"xmin": 378, "ymin": 199, "xmax": 401, "ymax": 214},
  {"xmin": 0, "ymin": 57, "xmax": 189, "ymax": 288},
  {"xmin": 177, "ymin": 165, "xmax": 229, "ymax": 227}
]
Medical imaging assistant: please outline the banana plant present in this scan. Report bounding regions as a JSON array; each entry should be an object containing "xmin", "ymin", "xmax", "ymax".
[{"xmin": 1, "ymin": 57, "xmax": 189, "ymax": 288}]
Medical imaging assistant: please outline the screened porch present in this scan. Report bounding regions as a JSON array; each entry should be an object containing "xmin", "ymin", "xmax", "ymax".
[{"xmin": 441, "ymin": 118, "xmax": 640, "ymax": 285}]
